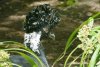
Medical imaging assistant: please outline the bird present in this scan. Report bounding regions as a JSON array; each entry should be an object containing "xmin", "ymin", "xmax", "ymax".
[{"xmin": 24, "ymin": 4, "xmax": 60, "ymax": 67}]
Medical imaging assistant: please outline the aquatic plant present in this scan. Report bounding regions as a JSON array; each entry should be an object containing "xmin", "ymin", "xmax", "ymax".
[
  {"xmin": 0, "ymin": 50, "xmax": 12, "ymax": 67},
  {"xmin": 52, "ymin": 12, "xmax": 100, "ymax": 67},
  {"xmin": 0, "ymin": 41, "xmax": 44, "ymax": 67}
]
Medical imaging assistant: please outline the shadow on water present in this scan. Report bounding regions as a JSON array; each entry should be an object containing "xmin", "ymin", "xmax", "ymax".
[{"xmin": 0, "ymin": 0, "xmax": 41, "ymax": 19}]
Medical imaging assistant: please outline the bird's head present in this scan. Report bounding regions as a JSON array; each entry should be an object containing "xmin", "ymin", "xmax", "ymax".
[{"xmin": 24, "ymin": 4, "xmax": 60, "ymax": 35}]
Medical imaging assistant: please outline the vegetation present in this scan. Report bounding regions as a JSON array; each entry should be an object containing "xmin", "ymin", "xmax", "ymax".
[
  {"xmin": 52, "ymin": 12, "xmax": 100, "ymax": 67},
  {"xmin": 65, "ymin": 0, "xmax": 76, "ymax": 6},
  {"xmin": 0, "ymin": 12, "xmax": 99, "ymax": 67},
  {"xmin": 0, "ymin": 41, "xmax": 44, "ymax": 67},
  {"xmin": 58, "ymin": 0, "xmax": 76, "ymax": 7}
]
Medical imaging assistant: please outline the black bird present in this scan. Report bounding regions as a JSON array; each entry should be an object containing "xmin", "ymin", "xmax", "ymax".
[{"xmin": 24, "ymin": 4, "xmax": 60, "ymax": 67}]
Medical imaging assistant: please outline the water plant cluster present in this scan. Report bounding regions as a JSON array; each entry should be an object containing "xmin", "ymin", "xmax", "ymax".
[
  {"xmin": 52, "ymin": 12, "xmax": 100, "ymax": 67},
  {"xmin": 0, "ymin": 50, "xmax": 12, "ymax": 67}
]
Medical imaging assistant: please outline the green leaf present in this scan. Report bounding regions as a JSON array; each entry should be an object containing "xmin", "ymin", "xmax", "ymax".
[
  {"xmin": 2, "ymin": 48, "xmax": 45, "ymax": 67},
  {"xmin": 88, "ymin": 44, "xmax": 100, "ymax": 67},
  {"xmin": 0, "ymin": 41, "xmax": 24, "ymax": 49},
  {"xmin": 15, "ymin": 51, "xmax": 37, "ymax": 67}
]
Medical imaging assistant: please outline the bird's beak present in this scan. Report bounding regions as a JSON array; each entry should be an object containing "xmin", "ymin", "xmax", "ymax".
[
  {"xmin": 49, "ymin": 33, "xmax": 55, "ymax": 40},
  {"xmin": 42, "ymin": 27, "xmax": 55, "ymax": 40}
]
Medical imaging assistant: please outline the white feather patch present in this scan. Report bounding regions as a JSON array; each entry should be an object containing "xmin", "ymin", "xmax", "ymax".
[{"xmin": 24, "ymin": 31, "xmax": 41, "ymax": 53}]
